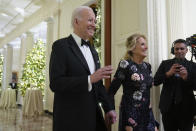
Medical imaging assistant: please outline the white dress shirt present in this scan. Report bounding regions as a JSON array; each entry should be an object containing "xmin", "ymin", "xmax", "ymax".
[{"xmin": 72, "ymin": 33, "xmax": 95, "ymax": 91}]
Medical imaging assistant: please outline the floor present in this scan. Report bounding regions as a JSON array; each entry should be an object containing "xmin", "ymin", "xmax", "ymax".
[
  {"xmin": 0, "ymin": 107, "xmax": 52, "ymax": 131},
  {"xmin": 0, "ymin": 107, "xmax": 195, "ymax": 131}
]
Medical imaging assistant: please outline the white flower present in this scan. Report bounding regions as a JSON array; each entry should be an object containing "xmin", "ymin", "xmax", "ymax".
[
  {"xmin": 131, "ymin": 73, "xmax": 140, "ymax": 81},
  {"xmin": 140, "ymin": 74, "xmax": 144, "ymax": 81},
  {"xmin": 133, "ymin": 91, "xmax": 142, "ymax": 101},
  {"xmin": 119, "ymin": 60, "xmax": 129, "ymax": 68}
]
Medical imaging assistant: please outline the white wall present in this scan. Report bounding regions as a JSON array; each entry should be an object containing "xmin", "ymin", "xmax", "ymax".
[
  {"xmin": 182, "ymin": 0, "xmax": 196, "ymax": 38},
  {"xmin": 182, "ymin": 0, "xmax": 196, "ymax": 62}
]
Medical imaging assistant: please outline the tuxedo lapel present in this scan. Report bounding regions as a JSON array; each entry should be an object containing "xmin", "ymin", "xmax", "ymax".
[
  {"xmin": 89, "ymin": 45, "xmax": 100, "ymax": 70},
  {"xmin": 68, "ymin": 35, "xmax": 91, "ymax": 74}
]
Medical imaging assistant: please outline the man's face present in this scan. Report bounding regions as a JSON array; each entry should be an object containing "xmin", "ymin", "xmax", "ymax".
[
  {"xmin": 174, "ymin": 42, "xmax": 188, "ymax": 59},
  {"xmin": 76, "ymin": 9, "xmax": 96, "ymax": 40}
]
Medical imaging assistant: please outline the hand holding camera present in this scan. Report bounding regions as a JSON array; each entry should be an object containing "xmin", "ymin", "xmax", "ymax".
[
  {"xmin": 175, "ymin": 64, "xmax": 181, "ymax": 72},
  {"xmin": 177, "ymin": 65, "xmax": 188, "ymax": 80},
  {"xmin": 174, "ymin": 64, "xmax": 181, "ymax": 77},
  {"xmin": 166, "ymin": 64, "xmax": 180, "ymax": 77},
  {"xmin": 166, "ymin": 63, "xmax": 187, "ymax": 80}
]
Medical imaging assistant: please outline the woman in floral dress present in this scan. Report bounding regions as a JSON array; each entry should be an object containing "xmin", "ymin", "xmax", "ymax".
[{"xmin": 108, "ymin": 34, "xmax": 157, "ymax": 131}]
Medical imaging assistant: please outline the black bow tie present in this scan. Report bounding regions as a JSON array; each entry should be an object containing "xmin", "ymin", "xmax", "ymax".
[{"xmin": 81, "ymin": 39, "xmax": 90, "ymax": 47}]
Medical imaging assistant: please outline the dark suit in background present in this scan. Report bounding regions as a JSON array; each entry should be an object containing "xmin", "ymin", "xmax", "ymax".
[
  {"xmin": 154, "ymin": 39, "xmax": 196, "ymax": 131},
  {"xmin": 9, "ymin": 82, "xmax": 17, "ymax": 89},
  {"xmin": 9, "ymin": 82, "xmax": 18, "ymax": 101}
]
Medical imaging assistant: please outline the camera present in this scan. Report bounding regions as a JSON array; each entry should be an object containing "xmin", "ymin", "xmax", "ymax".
[
  {"xmin": 176, "ymin": 66, "xmax": 181, "ymax": 70},
  {"xmin": 186, "ymin": 34, "xmax": 196, "ymax": 47},
  {"xmin": 186, "ymin": 34, "xmax": 196, "ymax": 61}
]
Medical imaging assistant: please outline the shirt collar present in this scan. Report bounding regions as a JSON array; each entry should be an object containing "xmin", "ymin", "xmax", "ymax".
[
  {"xmin": 72, "ymin": 33, "xmax": 82, "ymax": 47},
  {"xmin": 72, "ymin": 33, "xmax": 90, "ymax": 47}
]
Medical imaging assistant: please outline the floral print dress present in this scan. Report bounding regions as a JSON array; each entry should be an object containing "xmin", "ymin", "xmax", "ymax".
[{"xmin": 108, "ymin": 59, "xmax": 156, "ymax": 131}]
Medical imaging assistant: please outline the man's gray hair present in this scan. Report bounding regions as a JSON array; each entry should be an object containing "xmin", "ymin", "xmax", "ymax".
[{"xmin": 71, "ymin": 6, "xmax": 92, "ymax": 28}]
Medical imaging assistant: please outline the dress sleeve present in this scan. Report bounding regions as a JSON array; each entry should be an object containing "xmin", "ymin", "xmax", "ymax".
[{"xmin": 108, "ymin": 60, "xmax": 129, "ymax": 109}]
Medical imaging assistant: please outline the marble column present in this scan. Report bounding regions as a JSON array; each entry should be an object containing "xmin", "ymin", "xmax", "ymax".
[
  {"xmin": 18, "ymin": 32, "xmax": 34, "ymax": 105},
  {"xmin": 17, "ymin": 34, "xmax": 26, "ymax": 105},
  {"xmin": 25, "ymin": 32, "xmax": 34, "ymax": 55},
  {"xmin": 43, "ymin": 17, "xmax": 54, "ymax": 112},
  {"xmin": 2, "ymin": 44, "xmax": 13, "ymax": 89},
  {"xmin": 166, "ymin": 0, "xmax": 184, "ymax": 59},
  {"xmin": 19, "ymin": 34, "xmax": 26, "ymax": 78},
  {"xmin": 167, "ymin": 0, "xmax": 184, "ymax": 45},
  {"xmin": 19, "ymin": 32, "xmax": 34, "ymax": 74},
  {"xmin": 147, "ymin": 0, "xmax": 168, "ymax": 130}
]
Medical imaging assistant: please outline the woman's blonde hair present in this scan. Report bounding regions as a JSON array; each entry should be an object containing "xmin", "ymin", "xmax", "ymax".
[{"xmin": 124, "ymin": 33, "xmax": 146, "ymax": 60}]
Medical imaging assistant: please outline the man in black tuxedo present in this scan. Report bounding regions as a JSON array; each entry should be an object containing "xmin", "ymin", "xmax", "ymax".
[
  {"xmin": 154, "ymin": 39, "xmax": 196, "ymax": 131},
  {"xmin": 9, "ymin": 79, "xmax": 17, "ymax": 89},
  {"xmin": 9, "ymin": 79, "xmax": 18, "ymax": 101},
  {"xmin": 49, "ymin": 6, "xmax": 117, "ymax": 131}
]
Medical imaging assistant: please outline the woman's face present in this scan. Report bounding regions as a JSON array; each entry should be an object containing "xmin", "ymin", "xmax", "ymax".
[{"xmin": 132, "ymin": 37, "xmax": 148, "ymax": 58}]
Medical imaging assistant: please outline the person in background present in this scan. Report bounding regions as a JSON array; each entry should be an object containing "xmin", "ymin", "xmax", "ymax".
[
  {"xmin": 49, "ymin": 6, "xmax": 117, "ymax": 131},
  {"xmin": 154, "ymin": 39, "xmax": 196, "ymax": 131},
  {"xmin": 9, "ymin": 79, "xmax": 18, "ymax": 101},
  {"xmin": 108, "ymin": 33, "xmax": 158, "ymax": 131},
  {"xmin": 9, "ymin": 79, "xmax": 17, "ymax": 89}
]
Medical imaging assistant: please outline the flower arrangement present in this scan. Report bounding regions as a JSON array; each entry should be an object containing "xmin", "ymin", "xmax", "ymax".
[{"xmin": 133, "ymin": 91, "xmax": 142, "ymax": 101}]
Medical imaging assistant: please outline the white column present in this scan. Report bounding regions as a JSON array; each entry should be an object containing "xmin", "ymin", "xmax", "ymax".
[
  {"xmin": 19, "ymin": 32, "xmax": 34, "ymax": 70},
  {"xmin": 25, "ymin": 32, "xmax": 34, "ymax": 54},
  {"xmin": 2, "ymin": 44, "xmax": 13, "ymax": 89},
  {"xmin": 19, "ymin": 32, "xmax": 34, "ymax": 77},
  {"xmin": 19, "ymin": 34, "xmax": 26, "ymax": 78},
  {"xmin": 43, "ymin": 17, "xmax": 54, "ymax": 112},
  {"xmin": 167, "ymin": 0, "xmax": 184, "ymax": 44},
  {"xmin": 167, "ymin": 0, "xmax": 185, "ymax": 58},
  {"xmin": 17, "ymin": 34, "xmax": 26, "ymax": 105},
  {"xmin": 147, "ymin": 0, "xmax": 168, "ymax": 130},
  {"xmin": 18, "ymin": 32, "xmax": 34, "ymax": 105}
]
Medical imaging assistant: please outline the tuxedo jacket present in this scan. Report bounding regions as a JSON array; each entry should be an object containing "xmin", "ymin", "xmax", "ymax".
[
  {"xmin": 154, "ymin": 58, "xmax": 196, "ymax": 118},
  {"xmin": 9, "ymin": 83, "xmax": 17, "ymax": 89},
  {"xmin": 49, "ymin": 35, "xmax": 112, "ymax": 131}
]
